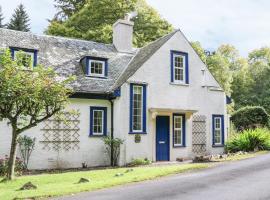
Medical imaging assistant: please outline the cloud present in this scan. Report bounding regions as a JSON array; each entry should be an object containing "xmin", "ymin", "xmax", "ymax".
[{"xmin": 147, "ymin": 0, "xmax": 270, "ymax": 56}]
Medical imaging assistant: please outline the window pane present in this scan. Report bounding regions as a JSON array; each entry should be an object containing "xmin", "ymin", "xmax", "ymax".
[
  {"xmin": 90, "ymin": 60, "xmax": 105, "ymax": 76},
  {"xmin": 174, "ymin": 116, "xmax": 183, "ymax": 145},
  {"xmin": 215, "ymin": 130, "xmax": 221, "ymax": 144},
  {"xmin": 93, "ymin": 110, "xmax": 103, "ymax": 134},
  {"xmin": 132, "ymin": 86, "xmax": 143, "ymax": 131},
  {"xmin": 174, "ymin": 55, "xmax": 185, "ymax": 81}
]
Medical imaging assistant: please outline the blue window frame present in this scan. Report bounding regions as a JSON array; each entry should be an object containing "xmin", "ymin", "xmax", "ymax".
[
  {"xmin": 86, "ymin": 57, "xmax": 108, "ymax": 78},
  {"xmin": 212, "ymin": 115, "xmax": 225, "ymax": 146},
  {"xmin": 90, "ymin": 107, "xmax": 107, "ymax": 136},
  {"xmin": 10, "ymin": 47, "xmax": 38, "ymax": 68},
  {"xmin": 173, "ymin": 113, "xmax": 186, "ymax": 147},
  {"xmin": 170, "ymin": 51, "xmax": 189, "ymax": 84},
  {"xmin": 129, "ymin": 83, "xmax": 147, "ymax": 134}
]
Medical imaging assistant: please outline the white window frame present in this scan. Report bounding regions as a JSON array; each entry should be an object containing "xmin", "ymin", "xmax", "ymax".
[
  {"xmin": 88, "ymin": 59, "xmax": 105, "ymax": 77},
  {"xmin": 132, "ymin": 85, "xmax": 143, "ymax": 132},
  {"xmin": 174, "ymin": 115, "xmax": 183, "ymax": 146},
  {"xmin": 214, "ymin": 117, "xmax": 222, "ymax": 145},
  {"xmin": 173, "ymin": 54, "xmax": 186, "ymax": 84},
  {"xmin": 92, "ymin": 110, "xmax": 104, "ymax": 135},
  {"xmin": 14, "ymin": 50, "xmax": 35, "ymax": 69}
]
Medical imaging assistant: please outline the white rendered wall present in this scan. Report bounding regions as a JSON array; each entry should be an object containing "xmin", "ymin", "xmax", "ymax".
[
  {"xmin": 114, "ymin": 31, "xmax": 227, "ymax": 164},
  {"xmin": 0, "ymin": 98, "xmax": 111, "ymax": 169}
]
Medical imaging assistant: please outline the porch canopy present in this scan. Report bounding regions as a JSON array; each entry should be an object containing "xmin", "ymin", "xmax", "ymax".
[{"xmin": 149, "ymin": 107, "xmax": 198, "ymax": 119}]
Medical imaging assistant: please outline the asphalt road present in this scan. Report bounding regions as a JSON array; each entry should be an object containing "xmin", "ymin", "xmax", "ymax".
[{"xmin": 53, "ymin": 153, "xmax": 270, "ymax": 200}]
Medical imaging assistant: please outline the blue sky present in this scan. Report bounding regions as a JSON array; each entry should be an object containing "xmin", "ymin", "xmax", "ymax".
[{"xmin": 1, "ymin": 0, "xmax": 270, "ymax": 56}]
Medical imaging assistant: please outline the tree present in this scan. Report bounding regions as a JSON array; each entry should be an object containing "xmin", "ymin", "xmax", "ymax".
[
  {"xmin": 54, "ymin": 0, "xmax": 86, "ymax": 20},
  {"xmin": 7, "ymin": 4, "xmax": 30, "ymax": 32},
  {"xmin": 46, "ymin": 0, "xmax": 173, "ymax": 47},
  {"xmin": 0, "ymin": 49, "xmax": 73, "ymax": 180},
  {"xmin": 0, "ymin": 6, "xmax": 4, "ymax": 28},
  {"xmin": 191, "ymin": 41, "xmax": 233, "ymax": 95}
]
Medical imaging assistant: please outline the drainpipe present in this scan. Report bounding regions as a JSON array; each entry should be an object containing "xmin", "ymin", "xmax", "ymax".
[{"xmin": 109, "ymin": 99, "xmax": 114, "ymax": 166}]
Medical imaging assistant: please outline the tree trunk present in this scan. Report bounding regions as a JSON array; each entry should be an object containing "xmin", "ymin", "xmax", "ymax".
[{"xmin": 7, "ymin": 128, "xmax": 18, "ymax": 180}]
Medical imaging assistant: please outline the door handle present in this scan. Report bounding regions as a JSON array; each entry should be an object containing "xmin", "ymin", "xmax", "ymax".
[{"xmin": 159, "ymin": 141, "xmax": 165, "ymax": 144}]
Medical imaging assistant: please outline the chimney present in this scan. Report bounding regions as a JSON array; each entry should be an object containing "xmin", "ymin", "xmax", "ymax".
[{"xmin": 113, "ymin": 14, "xmax": 134, "ymax": 53}]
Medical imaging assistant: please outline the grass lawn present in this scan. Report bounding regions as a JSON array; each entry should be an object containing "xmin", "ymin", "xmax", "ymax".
[
  {"xmin": 0, "ymin": 163, "xmax": 208, "ymax": 200},
  {"xmin": 1, "ymin": 151, "xmax": 268, "ymax": 200}
]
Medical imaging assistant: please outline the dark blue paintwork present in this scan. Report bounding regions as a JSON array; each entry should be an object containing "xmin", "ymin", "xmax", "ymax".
[{"xmin": 156, "ymin": 116, "xmax": 170, "ymax": 161}]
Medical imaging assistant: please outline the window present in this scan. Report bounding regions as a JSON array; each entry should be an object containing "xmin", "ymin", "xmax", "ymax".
[
  {"xmin": 212, "ymin": 115, "xmax": 224, "ymax": 146},
  {"xmin": 10, "ymin": 47, "xmax": 38, "ymax": 68},
  {"xmin": 171, "ymin": 51, "xmax": 189, "ymax": 84},
  {"xmin": 90, "ymin": 107, "xmax": 107, "ymax": 136},
  {"xmin": 87, "ymin": 58, "xmax": 108, "ymax": 78},
  {"xmin": 173, "ymin": 114, "xmax": 186, "ymax": 147},
  {"xmin": 130, "ymin": 84, "xmax": 146, "ymax": 134}
]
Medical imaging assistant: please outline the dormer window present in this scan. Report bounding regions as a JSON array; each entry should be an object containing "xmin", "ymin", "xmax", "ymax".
[
  {"xmin": 88, "ymin": 60, "xmax": 106, "ymax": 77},
  {"xmin": 10, "ymin": 47, "xmax": 38, "ymax": 69},
  {"xmin": 81, "ymin": 56, "xmax": 108, "ymax": 78}
]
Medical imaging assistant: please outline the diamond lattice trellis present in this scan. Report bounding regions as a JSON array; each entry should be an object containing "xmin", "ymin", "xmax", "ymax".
[
  {"xmin": 40, "ymin": 110, "xmax": 81, "ymax": 151},
  {"xmin": 192, "ymin": 115, "xmax": 207, "ymax": 155}
]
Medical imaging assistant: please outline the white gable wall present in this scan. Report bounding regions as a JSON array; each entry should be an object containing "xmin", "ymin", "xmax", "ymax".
[{"xmin": 114, "ymin": 31, "xmax": 227, "ymax": 164}]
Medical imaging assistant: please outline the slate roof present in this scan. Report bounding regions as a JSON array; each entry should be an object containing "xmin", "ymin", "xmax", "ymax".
[{"xmin": 0, "ymin": 28, "xmax": 177, "ymax": 94}]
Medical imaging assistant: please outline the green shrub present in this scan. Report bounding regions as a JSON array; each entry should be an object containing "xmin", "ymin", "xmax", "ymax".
[
  {"xmin": 225, "ymin": 128, "xmax": 270, "ymax": 153},
  {"xmin": 102, "ymin": 136, "xmax": 124, "ymax": 167},
  {"xmin": 0, "ymin": 155, "xmax": 25, "ymax": 176},
  {"xmin": 127, "ymin": 158, "xmax": 151, "ymax": 167},
  {"xmin": 231, "ymin": 106, "xmax": 269, "ymax": 131}
]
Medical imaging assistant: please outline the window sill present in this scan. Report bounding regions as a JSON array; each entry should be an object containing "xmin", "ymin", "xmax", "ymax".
[
  {"xmin": 129, "ymin": 132, "xmax": 147, "ymax": 135},
  {"xmin": 89, "ymin": 134, "xmax": 106, "ymax": 137},
  {"xmin": 212, "ymin": 144, "xmax": 224, "ymax": 148},
  {"xmin": 173, "ymin": 145, "xmax": 186, "ymax": 148},
  {"xmin": 170, "ymin": 82, "xmax": 189, "ymax": 86},
  {"xmin": 86, "ymin": 75, "xmax": 107, "ymax": 79}
]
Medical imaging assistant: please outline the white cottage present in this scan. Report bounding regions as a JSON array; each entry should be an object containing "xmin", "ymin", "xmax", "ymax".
[{"xmin": 0, "ymin": 18, "xmax": 229, "ymax": 169}]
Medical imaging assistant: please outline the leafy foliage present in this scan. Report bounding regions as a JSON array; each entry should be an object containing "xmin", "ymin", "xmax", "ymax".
[
  {"xmin": 7, "ymin": 4, "xmax": 30, "ymax": 32},
  {"xmin": 18, "ymin": 135, "xmax": 36, "ymax": 169},
  {"xmin": 225, "ymin": 128, "xmax": 270, "ymax": 153},
  {"xmin": 0, "ymin": 49, "xmax": 73, "ymax": 179},
  {"xmin": 47, "ymin": 0, "xmax": 173, "ymax": 47},
  {"xmin": 231, "ymin": 106, "xmax": 269, "ymax": 131},
  {"xmin": 103, "ymin": 136, "xmax": 124, "ymax": 166},
  {"xmin": 54, "ymin": 0, "xmax": 86, "ymax": 20},
  {"xmin": 0, "ymin": 156, "xmax": 24, "ymax": 176}
]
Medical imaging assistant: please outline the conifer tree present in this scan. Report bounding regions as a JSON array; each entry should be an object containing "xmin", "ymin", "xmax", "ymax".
[{"xmin": 7, "ymin": 4, "xmax": 30, "ymax": 32}]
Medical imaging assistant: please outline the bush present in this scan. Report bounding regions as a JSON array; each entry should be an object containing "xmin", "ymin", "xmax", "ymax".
[
  {"xmin": 0, "ymin": 155, "xmax": 25, "ymax": 176},
  {"xmin": 225, "ymin": 128, "xmax": 270, "ymax": 153},
  {"xmin": 102, "ymin": 136, "xmax": 124, "ymax": 167},
  {"xmin": 231, "ymin": 106, "xmax": 269, "ymax": 131},
  {"xmin": 128, "ymin": 158, "xmax": 151, "ymax": 167}
]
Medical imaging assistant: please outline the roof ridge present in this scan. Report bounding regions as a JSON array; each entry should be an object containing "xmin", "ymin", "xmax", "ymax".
[{"xmin": 0, "ymin": 28, "xmax": 114, "ymax": 47}]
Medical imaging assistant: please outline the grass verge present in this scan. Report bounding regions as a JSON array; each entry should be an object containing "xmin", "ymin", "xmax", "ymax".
[
  {"xmin": 212, "ymin": 151, "xmax": 269, "ymax": 162},
  {"xmin": 0, "ymin": 163, "xmax": 208, "ymax": 200}
]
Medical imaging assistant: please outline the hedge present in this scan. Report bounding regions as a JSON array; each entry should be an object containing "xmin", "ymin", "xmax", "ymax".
[{"xmin": 231, "ymin": 106, "xmax": 269, "ymax": 131}]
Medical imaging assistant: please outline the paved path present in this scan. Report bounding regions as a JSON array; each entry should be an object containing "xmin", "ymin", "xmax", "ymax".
[{"xmin": 53, "ymin": 153, "xmax": 270, "ymax": 200}]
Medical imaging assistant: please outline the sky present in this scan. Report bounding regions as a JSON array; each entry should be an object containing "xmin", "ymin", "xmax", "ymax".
[{"xmin": 0, "ymin": 0, "xmax": 270, "ymax": 57}]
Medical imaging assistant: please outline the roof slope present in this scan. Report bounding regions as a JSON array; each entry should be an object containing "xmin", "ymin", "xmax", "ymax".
[
  {"xmin": 0, "ymin": 28, "xmax": 135, "ymax": 93},
  {"xmin": 0, "ymin": 28, "xmax": 177, "ymax": 94},
  {"xmin": 112, "ymin": 30, "xmax": 178, "ymax": 90}
]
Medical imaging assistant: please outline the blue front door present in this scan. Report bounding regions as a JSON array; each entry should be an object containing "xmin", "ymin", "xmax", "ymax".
[{"xmin": 156, "ymin": 116, "xmax": 170, "ymax": 161}]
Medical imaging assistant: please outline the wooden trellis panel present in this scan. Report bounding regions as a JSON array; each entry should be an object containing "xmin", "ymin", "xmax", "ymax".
[
  {"xmin": 40, "ymin": 111, "xmax": 80, "ymax": 151},
  {"xmin": 192, "ymin": 115, "xmax": 207, "ymax": 155}
]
